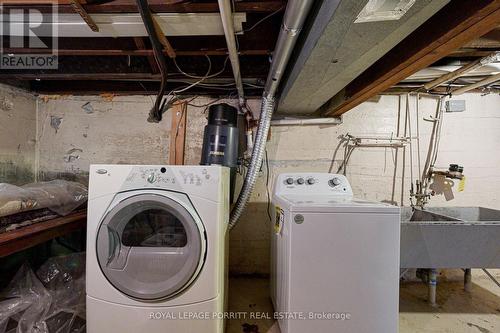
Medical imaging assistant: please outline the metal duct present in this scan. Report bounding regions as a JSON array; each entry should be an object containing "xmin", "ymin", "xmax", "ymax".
[
  {"xmin": 229, "ymin": 0, "xmax": 315, "ymax": 229},
  {"xmin": 218, "ymin": 0, "xmax": 245, "ymax": 105}
]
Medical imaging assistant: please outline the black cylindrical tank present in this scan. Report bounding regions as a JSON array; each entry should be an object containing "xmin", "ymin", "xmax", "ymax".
[
  {"xmin": 200, "ymin": 103, "xmax": 239, "ymax": 167},
  {"xmin": 200, "ymin": 103, "xmax": 239, "ymax": 202}
]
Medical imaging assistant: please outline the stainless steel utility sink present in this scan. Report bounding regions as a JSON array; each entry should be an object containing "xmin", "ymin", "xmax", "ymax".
[{"xmin": 400, "ymin": 207, "xmax": 500, "ymax": 269}]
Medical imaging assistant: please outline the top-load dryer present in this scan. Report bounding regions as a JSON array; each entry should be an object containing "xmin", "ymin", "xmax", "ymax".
[
  {"xmin": 271, "ymin": 173, "xmax": 400, "ymax": 333},
  {"xmin": 86, "ymin": 165, "xmax": 229, "ymax": 333}
]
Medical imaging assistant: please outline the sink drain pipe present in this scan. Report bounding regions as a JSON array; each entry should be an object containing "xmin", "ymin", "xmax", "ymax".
[{"xmin": 229, "ymin": 0, "xmax": 315, "ymax": 229}]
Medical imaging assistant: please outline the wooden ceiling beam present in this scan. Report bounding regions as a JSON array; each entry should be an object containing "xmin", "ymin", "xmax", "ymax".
[
  {"xmin": 322, "ymin": 0, "xmax": 500, "ymax": 117},
  {"xmin": 0, "ymin": 73, "xmax": 266, "ymax": 81},
  {"xmin": 0, "ymin": 73, "xmax": 163, "ymax": 80},
  {"xmin": 2, "ymin": 1, "xmax": 286, "ymax": 13},
  {"xmin": 133, "ymin": 37, "xmax": 159, "ymax": 73},
  {"xmin": 448, "ymin": 48, "xmax": 499, "ymax": 57},
  {"xmin": 26, "ymin": 80, "xmax": 264, "ymax": 96},
  {"xmin": 1, "ymin": 48, "xmax": 270, "ymax": 56}
]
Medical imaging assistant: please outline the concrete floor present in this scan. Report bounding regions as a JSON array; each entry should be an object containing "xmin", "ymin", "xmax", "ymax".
[{"xmin": 227, "ymin": 269, "xmax": 500, "ymax": 333}]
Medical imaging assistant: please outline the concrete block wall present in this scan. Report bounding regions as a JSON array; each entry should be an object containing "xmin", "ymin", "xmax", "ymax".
[
  {"xmin": 1, "ymin": 86, "xmax": 498, "ymax": 275},
  {"xmin": 34, "ymin": 96, "xmax": 260, "ymax": 178},
  {"xmin": 35, "ymin": 95, "xmax": 172, "ymax": 181},
  {"xmin": 0, "ymin": 84, "xmax": 36, "ymax": 184},
  {"xmin": 230, "ymin": 93, "xmax": 500, "ymax": 274}
]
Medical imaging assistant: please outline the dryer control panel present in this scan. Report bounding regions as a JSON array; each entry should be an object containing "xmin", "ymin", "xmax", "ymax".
[{"xmin": 274, "ymin": 173, "xmax": 353, "ymax": 197}]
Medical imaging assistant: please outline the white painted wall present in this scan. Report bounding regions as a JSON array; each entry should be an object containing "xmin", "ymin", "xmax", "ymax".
[
  {"xmin": 0, "ymin": 84, "xmax": 36, "ymax": 184},
  {"xmin": 32, "ymin": 92, "xmax": 500, "ymax": 275}
]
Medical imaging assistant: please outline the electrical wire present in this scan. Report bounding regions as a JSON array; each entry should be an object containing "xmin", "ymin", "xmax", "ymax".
[
  {"xmin": 135, "ymin": 0, "xmax": 169, "ymax": 123},
  {"xmin": 265, "ymin": 148, "xmax": 272, "ymax": 223},
  {"xmin": 173, "ymin": 55, "xmax": 213, "ymax": 93},
  {"xmin": 236, "ymin": 5, "xmax": 285, "ymax": 33},
  {"xmin": 159, "ymin": 56, "xmax": 216, "ymax": 110},
  {"xmin": 173, "ymin": 56, "xmax": 230, "ymax": 79}
]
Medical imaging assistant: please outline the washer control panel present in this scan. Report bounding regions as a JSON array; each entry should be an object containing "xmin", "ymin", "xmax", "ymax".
[{"xmin": 275, "ymin": 173, "xmax": 353, "ymax": 196}]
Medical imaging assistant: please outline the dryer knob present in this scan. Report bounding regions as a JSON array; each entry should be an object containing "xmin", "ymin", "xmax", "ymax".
[
  {"xmin": 296, "ymin": 178, "xmax": 305, "ymax": 185},
  {"xmin": 147, "ymin": 173, "xmax": 156, "ymax": 183},
  {"xmin": 285, "ymin": 177, "xmax": 294, "ymax": 185}
]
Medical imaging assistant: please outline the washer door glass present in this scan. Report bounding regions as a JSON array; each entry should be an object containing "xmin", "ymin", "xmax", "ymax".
[{"xmin": 96, "ymin": 193, "xmax": 204, "ymax": 301}]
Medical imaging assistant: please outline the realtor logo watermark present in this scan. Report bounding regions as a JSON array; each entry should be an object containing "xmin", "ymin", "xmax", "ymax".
[{"xmin": 0, "ymin": 3, "xmax": 58, "ymax": 69}]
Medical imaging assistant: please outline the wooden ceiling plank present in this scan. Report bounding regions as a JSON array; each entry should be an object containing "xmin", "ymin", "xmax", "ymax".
[{"xmin": 323, "ymin": 0, "xmax": 500, "ymax": 117}]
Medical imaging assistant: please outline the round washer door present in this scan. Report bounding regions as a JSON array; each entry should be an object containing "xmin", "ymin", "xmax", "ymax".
[{"xmin": 96, "ymin": 193, "xmax": 206, "ymax": 301}]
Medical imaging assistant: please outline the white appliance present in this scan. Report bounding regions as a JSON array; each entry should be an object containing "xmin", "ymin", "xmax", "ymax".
[
  {"xmin": 86, "ymin": 165, "xmax": 229, "ymax": 333},
  {"xmin": 271, "ymin": 173, "xmax": 400, "ymax": 333}
]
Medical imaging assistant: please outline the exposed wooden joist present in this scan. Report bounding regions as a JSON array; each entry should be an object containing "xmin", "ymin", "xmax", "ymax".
[
  {"xmin": 69, "ymin": 0, "xmax": 99, "ymax": 32},
  {"xmin": 152, "ymin": 16, "xmax": 176, "ymax": 59},
  {"xmin": 323, "ymin": 0, "xmax": 500, "ymax": 117},
  {"xmin": 451, "ymin": 72, "xmax": 500, "ymax": 95},
  {"xmin": 169, "ymin": 102, "xmax": 187, "ymax": 165},
  {"xmin": 26, "ymin": 79, "xmax": 264, "ymax": 96},
  {"xmin": 424, "ymin": 51, "xmax": 499, "ymax": 90},
  {"xmin": 463, "ymin": 27, "xmax": 500, "ymax": 48},
  {"xmin": 448, "ymin": 49, "xmax": 499, "ymax": 58},
  {"xmin": 2, "ymin": 1, "xmax": 285, "ymax": 13},
  {"xmin": 134, "ymin": 37, "xmax": 159, "ymax": 74},
  {"xmin": 0, "ymin": 73, "xmax": 162, "ymax": 80},
  {"xmin": 1, "ymin": 48, "xmax": 271, "ymax": 57},
  {"xmin": 384, "ymin": 86, "xmax": 500, "ymax": 94},
  {"xmin": 2, "ymin": 73, "xmax": 266, "ymax": 85}
]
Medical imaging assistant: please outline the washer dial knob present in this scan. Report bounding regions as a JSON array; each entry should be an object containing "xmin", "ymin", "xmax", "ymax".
[
  {"xmin": 296, "ymin": 178, "xmax": 305, "ymax": 185},
  {"xmin": 306, "ymin": 178, "xmax": 315, "ymax": 185},
  {"xmin": 328, "ymin": 177, "xmax": 341, "ymax": 187},
  {"xmin": 286, "ymin": 177, "xmax": 294, "ymax": 185}
]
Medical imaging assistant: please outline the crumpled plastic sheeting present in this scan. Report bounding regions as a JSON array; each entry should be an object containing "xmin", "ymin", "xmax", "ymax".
[
  {"xmin": 0, "ymin": 253, "xmax": 86, "ymax": 333},
  {"xmin": 0, "ymin": 180, "xmax": 88, "ymax": 218}
]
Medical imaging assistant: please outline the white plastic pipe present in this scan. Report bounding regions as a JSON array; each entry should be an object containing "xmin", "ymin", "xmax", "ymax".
[
  {"xmin": 424, "ymin": 52, "xmax": 500, "ymax": 90},
  {"xmin": 451, "ymin": 72, "xmax": 500, "ymax": 95},
  {"xmin": 271, "ymin": 117, "xmax": 342, "ymax": 126}
]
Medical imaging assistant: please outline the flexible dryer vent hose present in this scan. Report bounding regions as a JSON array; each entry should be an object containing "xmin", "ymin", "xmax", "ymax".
[{"xmin": 229, "ymin": 96, "xmax": 275, "ymax": 229}]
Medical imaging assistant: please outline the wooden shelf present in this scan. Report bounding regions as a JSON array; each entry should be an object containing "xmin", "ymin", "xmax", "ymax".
[{"xmin": 0, "ymin": 211, "xmax": 87, "ymax": 258}]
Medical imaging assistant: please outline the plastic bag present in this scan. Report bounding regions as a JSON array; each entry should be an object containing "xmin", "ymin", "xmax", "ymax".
[
  {"xmin": 0, "ymin": 181, "xmax": 87, "ymax": 218},
  {"xmin": 0, "ymin": 253, "xmax": 86, "ymax": 333}
]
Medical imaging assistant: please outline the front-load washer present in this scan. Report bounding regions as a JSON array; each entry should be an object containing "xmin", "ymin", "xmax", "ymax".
[
  {"xmin": 271, "ymin": 173, "xmax": 400, "ymax": 333},
  {"xmin": 86, "ymin": 165, "xmax": 229, "ymax": 332}
]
